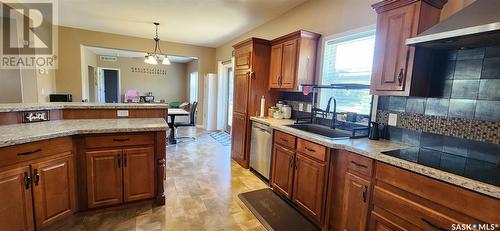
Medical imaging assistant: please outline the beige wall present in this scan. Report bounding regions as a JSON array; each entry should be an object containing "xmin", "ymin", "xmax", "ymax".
[
  {"xmin": 96, "ymin": 57, "xmax": 187, "ymax": 102},
  {"xmin": 82, "ymin": 47, "xmax": 97, "ymax": 101},
  {"xmin": 0, "ymin": 70, "xmax": 23, "ymax": 103},
  {"xmin": 215, "ymin": 0, "xmax": 476, "ymax": 63},
  {"xmin": 36, "ymin": 69, "xmax": 57, "ymax": 103}
]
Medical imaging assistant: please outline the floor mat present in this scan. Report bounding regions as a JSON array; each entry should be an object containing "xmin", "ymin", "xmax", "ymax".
[
  {"xmin": 209, "ymin": 131, "xmax": 231, "ymax": 146},
  {"xmin": 239, "ymin": 188, "xmax": 320, "ymax": 231}
]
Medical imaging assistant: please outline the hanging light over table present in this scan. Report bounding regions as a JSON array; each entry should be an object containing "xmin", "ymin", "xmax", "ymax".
[{"xmin": 144, "ymin": 22, "xmax": 170, "ymax": 65}]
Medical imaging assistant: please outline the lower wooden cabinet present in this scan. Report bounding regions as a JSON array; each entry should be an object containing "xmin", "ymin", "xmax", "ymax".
[
  {"xmin": 292, "ymin": 153, "xmax": 326, "ymax": 221},
  {"xmin": 368, "ymin": 208, "xmax": 410, "ymax": 231},
  {"xmin": 86, "ymin": 149, "xmax": 123, "ymax": 208},
  {"xmin": 231, "ymin": 112, "xmax": 247, "ymax": 165},
  {"xmin": 340, "ymin": 172, "xmax": 371, "ymax": 231},
  {"xmin": 271, "ymin": 145, "xmax": 295, "ymax": 198},
  {"xmin": 0, "ymin": 166, "xmax": 34, "ymax": 231},
  {"xmin": 32, "ymin": 155, "xmax": 76, "ymax": 229},
  {"xmin": 86, "ymin": 147, "xmax": 155, "ymax": 208}
]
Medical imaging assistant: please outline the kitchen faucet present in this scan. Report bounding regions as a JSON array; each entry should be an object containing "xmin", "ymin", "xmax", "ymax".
[{"xmin": 326, "ymin": 97, "xmax": 337, "ymax": 129}]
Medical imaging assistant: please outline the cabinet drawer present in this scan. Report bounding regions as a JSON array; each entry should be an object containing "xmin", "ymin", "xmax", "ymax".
[
  {"xmin": 274, "ymin": 131, "xmax": 296, "ymax": 149},
  {"xmin": 346, "ymin": 151, "xmax": 373, "ymax": 178},
  {"xmin": 376, "ymin": 162, "xmax": 500, "ymax": 224},
  {"xmin": 0, "ymin": 137, "xmax": 73, "ymax": 168},
  {"xmin": 297, "ymin": 139, "xmax": 326, "ymax": 162},
  {"xmin": 373, "ymin": 186, "xmax": 471, "ymax": 231},
  {"xmin": 85, "ymin": 133, "xmax": 154, "ymax": 149}
]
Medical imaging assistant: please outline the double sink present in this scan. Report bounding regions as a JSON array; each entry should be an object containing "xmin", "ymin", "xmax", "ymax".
[{"xmin": 286, "ymin": 124, "xmax": 352, "ymax": 139}]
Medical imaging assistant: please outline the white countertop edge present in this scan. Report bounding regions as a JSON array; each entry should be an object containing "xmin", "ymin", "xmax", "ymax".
[{"xmin": 0, "ymin": 103, "xmax": 169, "ymax": 112}]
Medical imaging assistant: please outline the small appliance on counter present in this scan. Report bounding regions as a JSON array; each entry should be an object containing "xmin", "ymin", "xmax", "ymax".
[
  {"xmin": 282, "ymin": 105, "xmax": 292, "ymax": 119},
  {"xmin": 140, "ymin": 95, "xmax": 155, "ymax": 103},
  {"xmin": 368, "ymin": 122, "xmax": 381, "ymax": 140},
  {"xmin": 49, "ymin": 94, "xmax": 72, "ymax": 102}
]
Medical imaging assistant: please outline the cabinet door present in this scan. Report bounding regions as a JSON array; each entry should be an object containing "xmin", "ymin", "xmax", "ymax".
[
  {"xmin": 269, "ymin": 44, "xmax": 283, "ymax": 88},
  {"xmin": 235, "ymin": 48, "xmax": 252, "ymax": 70},
  {"xmin": 292, "ymin": 153, "xmax": 326, "ymax": 222},
  {"xmin": 231, "ymin": 112, "xmax": 247, "ymax": 162},
  {"xmin": 0, "ymin": 166, "xmax": 34, "ymax": 231},
  {"xmin": 86, "ymin": 149, "xmax": 123, "ymax": 208},
  {"xmin": 271, "ymin": 145, "xmax": 294, "ymax": 198},
  {"xmin": 371, "ymin": 3, "xmax": 417, "ymax": 92},
  {"xmin": 233, "ymin": 71, "xmax": 249, "ymax": 114},
  {"xmin": 368, "ymin": 210, "xmax": 409, "ymax": 231},
  {"xmin": 341, "ymin": 172, "xmax": 372, "ymax": 231},
  {"xmin": 281, "ymin": 39, "xmax": 298, "ymax": 89},
  {"xmin": 123, "ymin": 147, "xmax": 154, "ymax": 202},
  {"xmin": 32, "ymin": 154, "xmax": 75, "ymax": 229}
]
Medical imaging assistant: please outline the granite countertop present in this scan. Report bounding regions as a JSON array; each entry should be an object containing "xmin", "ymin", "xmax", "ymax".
[
  {"xmin": 0, "ymin": 118, "xmax": 168, "ymax": 147},
  {"xmin": 0, "ymin": 102, "xmax": 169, "ymax": 112},
  {"xmin": 250, "ymin": 117, "xmax": 500, "ymax": 199}
]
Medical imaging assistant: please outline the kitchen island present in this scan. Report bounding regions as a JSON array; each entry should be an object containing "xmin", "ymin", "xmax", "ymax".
[{"xmin": 0, "ymin": 103, "xmax": 168, "ymax": 231}]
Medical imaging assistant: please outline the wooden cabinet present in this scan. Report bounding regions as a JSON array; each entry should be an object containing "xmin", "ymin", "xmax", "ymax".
[
  {"xmin": 292, "ymin": 152, "xmax": 326, "ymax": 221},
  {"xmin": 32, "ymin": 154, "xmax": 76, "ymax": 229},
  {"xmin": 0, "ymin": 166, "xmax": 34, "ymax": 231},
  {"xmin": 271, "ymin": 145, "xmax": 295, "ymax": 198},
  {"xmin": 269, "ymin": 30, "xmax": 320, "ymax": 91},
  {"xmin": 86, "ymin": 149, "xmax": 123, "ymax": 208},
  {"xmin": 370, "ymin": 0, "xmax": 447, "ymax": 96},
  {"xmin": 231, "ymin": 38, "xmax": 280, "ymax": 168},
  {"xmin": 85, "ymin": 145, "xmax": 155, "ymax": 208},
  {"xmin": 271, "ymin": 133, "xmax": 328, "ymax": 224},
  {"xmin": 341, "ymin": 172, "xmax": 371, "ymax": 231},
  {"xmin": 123, "ymin": 147, "xmax": 155, "ymax": 202}
]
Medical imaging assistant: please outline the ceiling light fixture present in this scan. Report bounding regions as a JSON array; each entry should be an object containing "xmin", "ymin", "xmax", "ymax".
[{"xmin": 144, "ymin": 22, "xmax": 170, "ymax": 65}]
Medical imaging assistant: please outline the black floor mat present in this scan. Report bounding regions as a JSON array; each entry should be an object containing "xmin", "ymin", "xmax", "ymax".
[{"xmin": 238, "ymin": 188, "xmax": 320, "ymax": 231}]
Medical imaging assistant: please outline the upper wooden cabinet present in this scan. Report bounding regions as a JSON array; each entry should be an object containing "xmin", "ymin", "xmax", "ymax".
[
  {"xmin": 370, "ymin": 0, "xmax": 447, "ymax": 96},
  {"xmin": 269, "ymin": 30, "xmax": 320, "ymax": 91}
]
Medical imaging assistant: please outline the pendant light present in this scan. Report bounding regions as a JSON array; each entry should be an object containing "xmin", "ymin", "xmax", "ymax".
[{"xmin": 144, "ymin": 22, "xmax": 170, "ymax": 65}]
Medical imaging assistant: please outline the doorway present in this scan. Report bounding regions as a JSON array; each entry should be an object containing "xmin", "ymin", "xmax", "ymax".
[
  {"xmin": 97, "ymin": 68, "xmax": 120, "ymax": 103},
  {"xmin": 225, "ymin": 66, "xmax": 234, "ymax": 133}
]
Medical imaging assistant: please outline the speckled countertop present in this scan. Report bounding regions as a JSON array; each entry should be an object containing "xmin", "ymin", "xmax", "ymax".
[
  {"xmin": 0, "ymin": 118, "xmax": 168, "ymax": 148},
  {"xmin": 250, "ymin": 116, "xmax": 500, "ymax": 199},
  {"xmin": 0, "ymin": 102, "xmax": 169, "ymax": 112}
]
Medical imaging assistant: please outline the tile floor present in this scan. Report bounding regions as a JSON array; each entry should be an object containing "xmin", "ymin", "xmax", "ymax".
[{"xmin": 51, "ymin": 128, "xmax": 268, "ymax": 231}]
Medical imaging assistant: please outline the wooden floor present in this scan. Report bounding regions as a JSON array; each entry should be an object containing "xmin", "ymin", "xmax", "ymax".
[{"xmin": 51, "ymin": 128, "xmax": 268, "ymax": 231}]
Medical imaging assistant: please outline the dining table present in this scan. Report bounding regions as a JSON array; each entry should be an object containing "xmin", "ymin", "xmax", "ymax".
[{"xmin": 167, "ymin": 108, "xmax": 190, "ymax": 144}]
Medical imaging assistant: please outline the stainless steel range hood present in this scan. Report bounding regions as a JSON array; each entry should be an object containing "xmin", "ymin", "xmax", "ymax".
[{"xmin": 406, "ymin": 0, "xmax": 500, "ymax": 49}]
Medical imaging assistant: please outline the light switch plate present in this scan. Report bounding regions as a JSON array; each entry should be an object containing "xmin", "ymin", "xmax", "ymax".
[
  {"xmin": 117, "ymin": 110, "xmax": 129, "ymax": 117},
  {"xmin": 388, "ymin": 113, "xmax": 398, "ymax": 126}
]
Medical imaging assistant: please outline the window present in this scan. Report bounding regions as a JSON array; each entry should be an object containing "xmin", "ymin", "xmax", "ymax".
[
  {"xmin": 319, "ymin": 30, "xmax": 375, "ymax": 116},
  {"xmin": 189, "ymin": 72, "xmax": 198, "ymax": 102}
]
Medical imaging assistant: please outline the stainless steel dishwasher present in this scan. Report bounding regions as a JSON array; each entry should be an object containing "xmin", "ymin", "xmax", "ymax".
[{"xmin": 250, "ymin": 121, "xmax": 272, "ymax": 180}]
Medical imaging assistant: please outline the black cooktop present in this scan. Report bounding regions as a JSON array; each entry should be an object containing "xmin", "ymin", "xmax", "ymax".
[{"xmin": 382, "ymin": 147, "xmax": 500, "ymax": 187}]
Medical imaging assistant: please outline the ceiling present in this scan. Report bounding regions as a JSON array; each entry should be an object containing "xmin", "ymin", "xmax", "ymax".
[
  {"xmin": 86, "ymin": 46, "xmax": 196, "ymax": 63},
  {"xmin": 59, "ymin": 0, "xmax": 308, "ymax": 48}
]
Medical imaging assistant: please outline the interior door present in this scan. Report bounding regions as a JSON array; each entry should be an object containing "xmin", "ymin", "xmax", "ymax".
[
  {"xmin": 86, "ymin": 149, "xmax": 123, "ymax": 208},
  {"xmin": 269, "ymin": 44, "xmax": 283, "ymax": 88},
  {"xmin": 281, "ymin": 39, "xmax": 298, "ymax": 89},
  {"xmin": 292, "ymin": 153, "xmax": 326, "ymax": 221},
  {"xmin": 233, "ymin": 70, "xmax": 249, "ymax": 114},
  {"xmin": 271, "ymin": 145, "xmax": 295, "ymax": 198},
  {"xmin": 225, "ymin": 67, "xmax": 234, "ymax": 133},
  {"xmin": 123, "ymin": 147, "xmax": 155, "ymax": 202},
  {"xmin": 0, "ymin": 166, "xmax": 34, "ymax": 231},
  {"xmin": 231, "ymin": 112, "xmax": 247, "ymax": 161},
  {"xmin": 341, "ymin": 172, "xmax": 372, "ymax": 231},
  {"xmin": 103, "ymin": 69, "xmax": 119, "ymax": 103},
  {"xmin": 32, "ymin": 154, "xmax": 75, "ymax": 229},
  {"xmin": 372, "ymin": 3, "xmax": 417, "ymax": 92}
]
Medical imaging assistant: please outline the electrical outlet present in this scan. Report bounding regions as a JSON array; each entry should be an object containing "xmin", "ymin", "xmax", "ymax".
[
  {"xmin": 117, "ymin": 110, "xmax": 129, "ymax": 117},
  {"xmin": 298, "ymin": 103, "xmax": 304, "ymax": 111},
  {"xmin": 388, "ymin": 113, "xmax": 398, "ymax": 126}
]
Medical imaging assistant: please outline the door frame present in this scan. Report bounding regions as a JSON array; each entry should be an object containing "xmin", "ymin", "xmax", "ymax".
[
  {"xmin": 218, "ymin": 59, "xmax": 234, "ymax": 133},
  {"xmin": 97, "ymin": 67, "xmax": 121, "ymax": 103}
]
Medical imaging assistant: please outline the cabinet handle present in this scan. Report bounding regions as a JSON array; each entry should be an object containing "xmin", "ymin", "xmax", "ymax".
[
  {"xmin": 113, "ymin": 138, "xmax": 130, "ymax": 142},
  {"xmin": 421, "ymin": 218, "xmax": 447, "ymax": 231},
  {"xmin": 118, "ymin": 155, "xmax": 121, "ymax": 168},
  {"xmin": 294, "ymin": 157, "xmax": 299, "ymax": 170},
  {"xmin": 362, "ymin": 186, "xmax": 368, "ymax": 203},
  {"xmin": 289, "ymin": 156, "xmax": 293, "ymax": 168},
  {"xmin": 124, "ymin": 154, "xmax": 127, "ymax": 167},
  {"xmin": 33, "ymin": 169, "xmax": 40, "ymax": 186},
  {"xmin": 24, "ymin": 172, "xmax": 31, "ymax": 189},
  {"xmin": 351, "ymin": 161, "xmax": 368, "ymax": 169},
  {"xmin": 249, "ymin": 71, "xmax": 255, "ymax": 79},
  {"xmin": 17, "ymin": 148, "xmax": 42, "ymax": 156},
  {"xmin": 304, "ymin": 147, "xmax": 316, "ymax": 152},
  {"xmin": 397, "ymin": 68, "xmax": 404, "ymax": 86}
]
